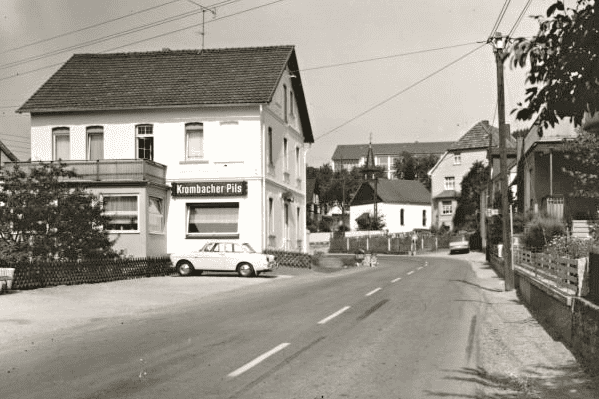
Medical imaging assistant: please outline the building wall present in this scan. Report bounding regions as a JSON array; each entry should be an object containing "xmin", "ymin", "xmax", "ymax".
[
  {"xmin": 29, "ymin": 96, "xmax": 310, "ymax": 255},
  {"xmin": 349, "ymin": 202, "xmax": 431, "ymax": 233},
  {"xmin": 430, "ymin": 149, "xmax": 488, "ymax": 229}
]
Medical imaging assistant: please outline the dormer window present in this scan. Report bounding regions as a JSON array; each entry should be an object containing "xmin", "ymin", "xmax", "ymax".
[{"xmin": 136, "ymin": 124, "xmax": 153, "ymax": 160}]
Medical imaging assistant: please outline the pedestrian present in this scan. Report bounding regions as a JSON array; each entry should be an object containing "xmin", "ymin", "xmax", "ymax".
[{"xmin": 411, "ymin": 232, "xmax": 418, "ymax": 256}]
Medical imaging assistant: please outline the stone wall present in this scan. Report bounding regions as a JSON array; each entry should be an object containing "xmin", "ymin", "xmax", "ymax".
[{"xmin": 571, "ymin": 297, "xmax": 599, "ymax": 374}]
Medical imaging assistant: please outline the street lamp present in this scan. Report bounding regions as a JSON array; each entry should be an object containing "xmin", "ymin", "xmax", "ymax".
[{"xmin": 491, "ymin": 31, "xmax": 514, "ymax": 291}]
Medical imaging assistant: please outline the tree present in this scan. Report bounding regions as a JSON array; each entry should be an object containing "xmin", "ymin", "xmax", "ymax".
[
  {"xmin": 510, "ymin": 0, "xmax": 599, "ymax": 130},
  {"xmin": 355, "ymin": 212, "xmax": 386, "ymax": 231},
  {"xmin": 453, "ymin": 161, "xmax": 489, "ymax": 231},
  {"xmin": 393, "ymin": 152, "xmax": 438, "ymax": 190},
  {"xmin": 0, "ymin": 162, "xmax": 116, "ymax": 262}
]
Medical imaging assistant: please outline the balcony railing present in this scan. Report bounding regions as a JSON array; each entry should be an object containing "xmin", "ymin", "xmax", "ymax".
[
  {"xmin": 542, "ymin": 195, "xmax": 564, "ymax": 219},
  {"xmin": 6, "ymin": 159, "xmax": 167, "ymax": 185}
]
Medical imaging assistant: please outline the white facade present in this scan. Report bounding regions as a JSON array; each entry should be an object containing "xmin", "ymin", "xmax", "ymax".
[
  {"xmin": 28, "ymin": 70, "xmax": 309, "ymax": 256},
  {"xmin": 349, "ymin": 202, "xmax": 431, "ymax": 233}
]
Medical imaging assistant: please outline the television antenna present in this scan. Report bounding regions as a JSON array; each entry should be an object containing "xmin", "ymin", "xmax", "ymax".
[{"xmin": 187, "ymin": 0, "xmax": 216, "ymax": 49}]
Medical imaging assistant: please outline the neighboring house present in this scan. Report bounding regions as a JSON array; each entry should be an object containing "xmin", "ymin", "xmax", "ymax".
[
  {"xmin": 428, "ymin": 120, "xmax": 516, "ymax": 230},
  {"xmin": 0, "ymin": 139, "xmax": 19, "ymax": 167},
  {"xmin": 16, "ymin": 46, "xmax": 314, "ymax": 257},
  {"xmin": 513, "ymin": 118, "xmax": 598, "ymax": 234},
  {"xmin": 349, "ymin": 179, "xmax": 431, "ymax": 233},
  {"xmin": 332, "ymin": 141, "xmax": 452, "ymax": 179}
]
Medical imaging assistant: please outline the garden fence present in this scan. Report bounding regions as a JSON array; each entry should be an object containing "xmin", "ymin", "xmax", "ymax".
[
  {"xmin": 264, "ymin": 249, "xmax": 312, "ymax": 268},
  {"xmin": 11, "ymin": 257, "xmax": 174, "ymax": 290}
]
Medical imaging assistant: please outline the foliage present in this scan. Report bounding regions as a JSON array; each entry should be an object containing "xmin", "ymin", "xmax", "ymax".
[
  {"xmin": 355, "ymin": 212, "xmax": 386, "ymax": 231},
  {"xmin": 318, "ymin": 216, "xmax": 333, "ymax": 232},
  {"xmin": 522, "ymin": 214, "xmax": 567, "ymax": 251},
  {"xmin": 393, "ymin": 153, "xmax": 439, "ymax": 190},
  {"xmin": 453, "ymin": 161, "xmax": 489, "ymax": 231},
  {"xmin": 510, "ymin": 0, "xmax": 599, "ymax": 130},
  {"xmin": 0, "ymin": 162, "xmax": 116, "ymax": 262},
  {"xmin": 545, "ymin": 235, "xmax": 594, "ymax": 258},
  {"xmin": 562, "ymin": 129, "xmax": 599, "ymax": 198}
]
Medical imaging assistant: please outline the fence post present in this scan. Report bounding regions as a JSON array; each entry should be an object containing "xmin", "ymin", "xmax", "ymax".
[
  {"xmin": 366, "ymin": 236, "xmax": 369, "ymax": 251},
  {"xmin": 388, "ymin": 237, "xmax": 391, "ymax": 253},
  {"xmin": 347, "ymin": 237, "xmax": 349, "ymax": 252}
]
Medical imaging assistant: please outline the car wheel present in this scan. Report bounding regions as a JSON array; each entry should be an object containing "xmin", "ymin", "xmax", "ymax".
[
  {"xmin": 237, "ymin": 263, "xmax": 255, "ymax": 277},
  {"xmin": 177, "ymin": 261, "xmax": 194, "ymax": 276}
]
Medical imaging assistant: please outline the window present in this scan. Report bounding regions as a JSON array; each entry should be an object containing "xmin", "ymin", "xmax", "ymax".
[
  {"xmin": 442, "ymin": 200, "xmax": 453, "ymax": 215},
  {"xmin": 283, "ymin": 84, "xmax": 288, "ymax": 123},
  {"xmin": 103, "ymin": 195, "xmax": 139, "ymax": 231},
  {"xmin": 268, "ymin": 198, "xmax": 274, "ymax": 234},
  {"xmin": 423, "ymin": 210, "xmax": 427, "ymax": 226},
  {"xmin": 268, "ymin": 127, "xmax": 274, "ymax": 166},
  {"xmin": 289, "ymin": 90, "xmax": 294, "ymax": 117},
  {"xmin": 283, "ymin": 138, "xmax": 288, "ymax": 171},
  {"xmin": 453, "ymin": 153, "xmax": 461, "ymax": 165},
  {"xmin": 185, "ymin": 123, "xmax": 203, "ymax": 160},
  {"xmin": 87, "ymin": 126, "xmax": 104, "ymax": 161},
  {"xmin": 400, "ymin": 209, "xmax": 405, "ymax": 226},
  {"xmin": 148, "ymin": 197, "xmax": 164, "ymax": 233},
  {"xmin": 187, "ymin": 203, "xmax": 239, "ymax": 236},
  {"xmin": 295, "ymin": 147, "xmax": 300, "ymax": 177},
  {"xmin": 136, "ymin": 124, "xmax": 153, "ymax": 160},
  {"xmin": 444, "ymin": 176, "xmax": 455, "ymax": 190},
  {"xmin": 52, "ymin": 127, "xmax": 70, "ymax": 161}
]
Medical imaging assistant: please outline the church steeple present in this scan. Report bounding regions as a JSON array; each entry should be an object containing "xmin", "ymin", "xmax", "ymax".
[{"xmin": 363, "ymin": 134, "xmax": 377, "ymax": 180}]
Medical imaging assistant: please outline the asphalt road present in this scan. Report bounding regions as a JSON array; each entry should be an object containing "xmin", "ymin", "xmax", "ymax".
[{"xmin": 1, "ymin": 255, "xmax": 486, "ymax": 398}]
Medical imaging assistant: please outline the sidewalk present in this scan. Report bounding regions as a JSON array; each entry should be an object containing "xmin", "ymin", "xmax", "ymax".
[{"xmin": 457, "ymin": 250, "xmax": 599, "ymax": 398}]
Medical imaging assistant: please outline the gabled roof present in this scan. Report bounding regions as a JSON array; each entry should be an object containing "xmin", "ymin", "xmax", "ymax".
[
  {"xmin": 332, "ymin": 141, "xmax": 452, "ymax": 161},
  {"xmin": 448, "ymin": 120, "xmax": 515, "ymax": 151},
  {"xmin": 433, "ymin": 189, "xmax": 458, "ymax": 200},
  {"xmin": 17, "ymin": 45, "xmax": 313, "ymax": 142},
  {"xmin": 350, "ymin": 179, "xmax": 431, "ymax": 206},
  {"xmin": 0, "ymin": 139, "xmax": 19, "ymax": 162}
]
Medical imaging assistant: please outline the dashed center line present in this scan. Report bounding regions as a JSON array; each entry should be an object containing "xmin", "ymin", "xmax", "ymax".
[
  {"xmin": 228, "ymin": 343, "xmax": 290, "ymax": 377},
  {"xmin": 417, "ymin": 266, "xmax": 423, "ymax": 270},
  {"xmin": 318, "ymin": 306, "xmax": 351, "ymax": 325},
  {"xmin": 407, "ymin": 271, "xmax": 414, "ymax": 275},
  {"xmin": 391, "ymin": 277, "xmax": 402, "ymax": 283},
  {"xmin": 366, "ymin": 287, "xmax": 382, "ymax": 297}
]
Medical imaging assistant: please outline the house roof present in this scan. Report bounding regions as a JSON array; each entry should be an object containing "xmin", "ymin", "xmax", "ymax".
[
  {"xmin": 448, "ymin": 120, "xmax": 515, "ymax": 152},
  {"xmin": 350, "ymin": 179, "xmax": 431, "ymax": 206},
  {"xmin": 17, "ymin": 45, "xmax": 313, "ymax": 142},
  {"xmin": 433, "ymin": 189, "xmax": 459, "ymax": 199},
  {"xmin": 0, "ymin": 139, "xmax": 19, "ymax": 162},
  {"xmin": 332, "ymin": 141, "xmax": 452, "ymax": 161}
]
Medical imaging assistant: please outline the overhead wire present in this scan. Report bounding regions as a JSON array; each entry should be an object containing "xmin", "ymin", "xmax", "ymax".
[
  {"xmin": 488, "ymin": 0, "xmax": 513, "ymax": 39},
  {"xmin": 0, "ymin": 0, "xmax": 288, "ymax": 83},
  {"xmin": 507, "ymin": 0, "xmax": 534, "ymax": 39},
  {"xmin": 315, "ymin": 43, "xmax": 487, "ymax": 141},
  {"xmin": 0, "ymin": 0, "xmax": 241, "ymax": 71}
]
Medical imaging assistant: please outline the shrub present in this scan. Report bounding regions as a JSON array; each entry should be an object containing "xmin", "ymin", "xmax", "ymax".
[
  {"xmin": 545, "ymin": 235, "xmax": 594, "ymax": 259},
  {"xmin": 523, "ymin": 215, "xmax": 566, "ymax": 251}
]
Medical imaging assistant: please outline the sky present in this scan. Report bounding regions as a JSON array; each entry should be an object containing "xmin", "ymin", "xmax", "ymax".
[{"xmin": 0, "ymin": 0, "xmax": 551, "ymax": 166}]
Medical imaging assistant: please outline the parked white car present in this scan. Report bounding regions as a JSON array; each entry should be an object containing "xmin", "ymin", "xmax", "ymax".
[{"xmin": 170, "ymin": 242, "xmax": 276, "ymax": 277}]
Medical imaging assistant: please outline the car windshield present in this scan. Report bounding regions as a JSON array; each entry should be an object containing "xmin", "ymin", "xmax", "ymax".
[{"xmin": 451, "ymin": 235, "xmax": 467, "ymax": 242}]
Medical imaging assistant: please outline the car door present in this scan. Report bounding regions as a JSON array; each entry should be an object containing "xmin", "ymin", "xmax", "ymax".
[
  {"xmin": 194, "ymin": 243, "xmax": 219, "ymax": 271},
  {"xmin": 211, "ymin": 243, "xmax": 233, "ymax": 270}
]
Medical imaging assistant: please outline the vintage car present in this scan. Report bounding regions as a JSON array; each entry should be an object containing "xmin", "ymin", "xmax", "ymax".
[
  {"xmin": 170, "ymin": 242, "xmax": 276, "ymax": 277},
  {"xmin": 449, "ymin": 233, "xmax": 470, "ymax": 254}
]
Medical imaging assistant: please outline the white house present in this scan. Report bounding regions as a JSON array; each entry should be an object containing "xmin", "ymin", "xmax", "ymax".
[
  {"xmin": 428, "ymin": 120, "xmax": 516, "ymax": 230},
  {"xmin": 349, "ymin": 179, "xmax": 431, "ymax": 233},
  {"xmin": 16, "ymin": 46, "xmax": 314, "ymax": 257}
]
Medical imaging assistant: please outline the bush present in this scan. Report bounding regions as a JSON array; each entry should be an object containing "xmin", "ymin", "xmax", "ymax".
[
  {"xmin": 546, "ymin": 235, "xmax": 594, "ymax": 259},
  {"xmin": 523, "ymin": 215, "xmax": 566, "ymax": 251}
]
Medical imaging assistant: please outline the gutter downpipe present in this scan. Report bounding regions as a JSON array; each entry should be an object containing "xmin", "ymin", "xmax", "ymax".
[{"xmin": 260, "ymin": 104, "xmax": 266, "ymax": 252}]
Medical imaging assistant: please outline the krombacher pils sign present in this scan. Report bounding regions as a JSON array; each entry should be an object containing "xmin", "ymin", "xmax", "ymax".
[{"xmin": 171, "ymin": 181, "xmax": 247, "ymax": 197}]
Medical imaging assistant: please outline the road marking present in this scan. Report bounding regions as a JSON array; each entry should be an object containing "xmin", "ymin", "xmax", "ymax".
[
  {"xmin": 391, "ymin": 277, "xmax": 402, "ymax": 283},
  {"xmin": 407, "ymin": 271, "xmax": 414, "ymax": 275},
  {"xmin": 417, "ymin": 266, "xmax": 423, "ymax": 270},
  {"xmin": 228, "ymin": 343, "xmax": 290, "ymax": 377},
  {"xmin": 366, "ymin": 287, "xmax": 382, "ymax": 296},
  {"xmin": 318, "ymin": 306, "xmax": 351, "ymax": 325}
]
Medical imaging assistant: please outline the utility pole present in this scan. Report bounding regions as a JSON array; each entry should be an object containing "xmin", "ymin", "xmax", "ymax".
[{"xmin": 491, "ymin": 32, "xmax": 514, "ymax": 291}]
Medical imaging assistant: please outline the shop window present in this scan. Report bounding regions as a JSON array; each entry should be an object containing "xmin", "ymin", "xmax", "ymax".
[
  {"xmin": 187, "ymin": 203, "xmax": 239, "ymax": 236},
  {"xmin": 53, "ymin": 127, "xmax": 70, "ymax": 161},
  {"xmin": 148, "ymin": 197, "xmax": 164, "ymax": 233},
  {"xmin": 87, "ymin": 126, "xmax": 104, "ymax": 161},
  {"xmin": 103, "ymin": 195, "xmax": 139, "ymax": 231},
  {"xmin": 185, "ymin": 123, "xmax": 203, "ymax": 160},
  {"xmin": 442, "ymin": 200, "xmax": 452, "ymax": 215},
  {"xmin": 136, "ymin": 124, "xmax": 153, "ymax": 160}
]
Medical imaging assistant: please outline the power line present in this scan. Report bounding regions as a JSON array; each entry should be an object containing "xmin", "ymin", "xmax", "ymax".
[
  {"xmin": 315, "ymin": 43, "xmax": 487, "ymax": 141},
  {"xmin": 298, "ymin": 41, "xmax": 484, "ymax": 73},
  {"xmin": 0, "ymin": 0, "xmax": 240, "ymax": 71},
  {"xmin": 488, "ymin": 0, "xmax": 513, "ymax": 40},
  {"xmin": 0, "ymin": 0, "xmax": 185, "ymax": 56},
  {"xmin": 0, "ymin": 0, "xmax": 288, "ymax": 83},
  {"xmin": 507, "ymin": 0, "xmax": 534, "ymax": 39}
]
